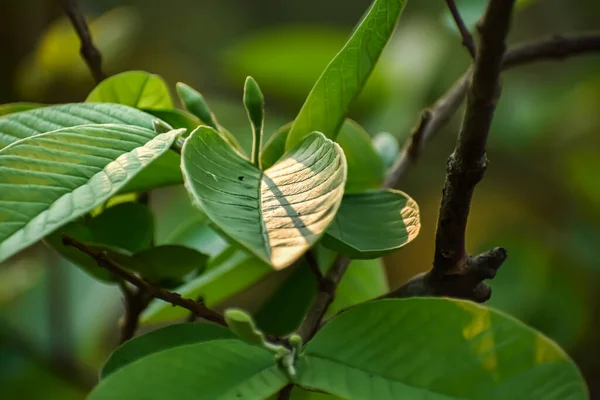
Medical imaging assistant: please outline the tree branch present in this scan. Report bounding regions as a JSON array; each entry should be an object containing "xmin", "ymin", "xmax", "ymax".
[
  {"xmin": 58, "ymin": 0, "xmax": 106, "ymax": 83},
  {"xmin": 445, "ymin": 0, "xmax": 477, "ymax": 58},
  {"xmin": 62, "ymin": 235, "xmax": 226, "ymax": 326},
  {"xmin": 433, "ymin": 0, "xmax": 514, "ymax": 273},
  {"xmin": 296, "ymin": 255, "xmax": 351, "ymax": 342},
  {"xmin": 386, "ymin": 31, "xmax": 600, "ymax": 189}
]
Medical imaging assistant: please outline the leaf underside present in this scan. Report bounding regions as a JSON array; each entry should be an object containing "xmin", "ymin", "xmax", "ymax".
[
  {"xmin": 0, "ymin": 124, "xmax": 180, "ymax": 263},
  {"xmin": 182, "ymin": 126, "xmax": 346, "ymax": 270}
]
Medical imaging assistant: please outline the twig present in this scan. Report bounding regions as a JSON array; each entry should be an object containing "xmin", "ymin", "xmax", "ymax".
[
  {"xmin": 445, "ymin": 0, "xmax": 477, "ymax": 58},
  {"xmin": 118, "ymin": 283, "xmax": 151, "ymax": 343},
  {"xmin": 58, "ymin": 0, "xmax": 106, "ymax": 83},
  {"xmin": 62, "ymin": 235, "xmax": 226, "ymax": 326},
  {"xmin": 386, "ymin": 32, "xmax": 600, "ymax": 189},
  {"xmin": 296, "ymin": 255, "xmax": 351, "ymax": 342},
  {"xmin": 433, "ymin": 0, "xmax": 515, "ymax": 274},
  {"xmin": 503, "ymin": 32, "xmax": 600, "ymax": 68}
]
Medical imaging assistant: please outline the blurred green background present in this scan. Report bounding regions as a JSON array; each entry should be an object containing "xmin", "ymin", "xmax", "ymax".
[{"xmin": 1, "ymin": 0, "xmax": 599, "ymax": 398}]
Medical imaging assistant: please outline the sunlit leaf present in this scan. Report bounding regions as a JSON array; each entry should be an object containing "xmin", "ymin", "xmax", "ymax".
[
  {"xmin": 296, "ymin": 298, "xmax": 587, "ymax": 399},
  {"xmin": 182, "ymin": 126, "xmax": 346, "ymax": 270},
  {"xmin": 141, "ymin": 246, "xmax": 272, "ymax": 324},
  {"xmin": 86, "ymin": 71, "xmax": 173, "ymax": 110},
  {"xmin": 0, "ymin": 124, "xmax": 182, "ymax": 263},
  {"xmin": 262, "ymin": 120, "xmax": 383, "ymax": 192},
  {"xmin": 101, "ymin": 323, "xmax": 235, "ymax": 378},
  {"xmin": 89, "ymin": 340, "xmax": 288, "ymax": 399},
  {"xmin": 285, "ymin": 0, "xmax": 408, "ymax": 149},
  {"xmin": 323, "ymin": 189, "xmax": 420, "ymax": 259}
]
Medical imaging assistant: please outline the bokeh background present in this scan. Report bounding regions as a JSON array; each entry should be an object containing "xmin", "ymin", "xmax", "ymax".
[{"xmin": 1, "ymin": 0, "xmax": 599, "ymax": 398}]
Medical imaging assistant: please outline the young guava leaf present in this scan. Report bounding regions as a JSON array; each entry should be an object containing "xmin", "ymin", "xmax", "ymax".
[
  {"xmin": 86, "ymin": 70, "xmax": 173, "ymax": 110},
  {"xmin": 225, "ymin": 309, "xmax": 267, "ymax": 347},
  {"xmin": 141, "ymin": 246, "xmax": 272, "ymax": 324},
  {"xmin": 323, "ymin": 189, "xmax": 420, "ymax": 259},
  {"xmin": 176, "ymin": 82, "xmax": 219, "ymax": 130},
  {"xmin": 101, "ymin": 323, "xmax": 236, "ymax": 378},
  {"xmin": 243, "ymin": 76, "xmax": 265, "ymax": 168},
  {"xmin": 285, "ymin": 0, "xmax": 408, "ymax": 149},
  {"xmin": 182, "ymin": 126, "xmax": 346, "ymax": 270},
  {"xmin": 0, "ymin": 103, "xmax": 155, "ymax": 149},
  {"xmin": 262, "ymin": 120, "xmax": 384, "ymax": 193},
  {"xmin": 296, "ymin": 298, "xmax": 588, "ymax": 400},
  {"xmin": 0, "ymin": 102, "xmax": 43, "ymax": 117},
  {"xmin": 89, "ymin": 340, "xmax": 289, "ymax": 400},
  {"xmin": 0, "ymin": 124, "xmax": 182, "ymax": 264}
]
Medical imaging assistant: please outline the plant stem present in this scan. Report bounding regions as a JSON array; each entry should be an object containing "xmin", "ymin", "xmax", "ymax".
[
  {"xmin": 62, "ymin": 235, "xmax": 226, "ymax": 326},
  {"xmin": 444, "ymin": 0, "xmax": 477, "ymax": 58},
  {"xmin": 58, "ymin": 0, "xmax": 105, "ymax": 83}
]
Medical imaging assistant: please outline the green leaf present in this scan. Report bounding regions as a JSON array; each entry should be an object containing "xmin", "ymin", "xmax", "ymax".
[
  {"xmin": 285, "ymin": 0, "xmax": 408, "ymax": 149},
  {"xmin": 0, "ymin": 103, "xmax": 155, "ymax": 150},
  {"xmin": 141, "ymin": 246, "xmax": 272, "ymax": 324},
  {"xmin": 110, "ymin": 245, "xmax": 208, "ymax": 284},
  {"xmin": 335, "ymin": 120, "xmax": 385, "ymax": 193},
  {"xmin": 89, "ymin": 202, "xmax": 154, "ymax": 252},
  {"xmin": 176, "ymin": 82, "xmax": 219, "ymax": 130},
  {"xmin": 101, "ymin": 322, "xmax": 235, "ymax": 378},
  {"xmin": 0, "ymin": 124, "xmax": 182, "ymax": 264},
  {"xmin": 244, "ymin": 76, "xmax": 265, "ymax": 168},
  {"xmin": 290, "ymin": 387, "xmax": 342, "ymax": 400},
  {"xmin": 372, "ymin": 131, "xmax": 399, "ymax": 170},
  {"xmin": 86, "ymin": 71, "xmax": 173, "ymax": 110},
  {"xmin": 182, "ymin": 126, "xmax": 346, "ymax": 270},
  {"xmin": 0, "ymin": 103, "xmax": 183, "ymax": 193},
  {"xmin": 323, "ymin": 189, "xmax": 420, "ymax": 259},
  {"xmin": 263, "ymin": 120, "xmax": 384, "ymax": 192},
  {"xmin": 89, "ymin": 339, "xmax": 289, "ymax": 400},
  {"xmin": 296, "ymin": 298, "xmax": 588, "ymax": 399},
  {"xmin": 0, "ymin": 103, "xmax": 43, "ymax": 117}
]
